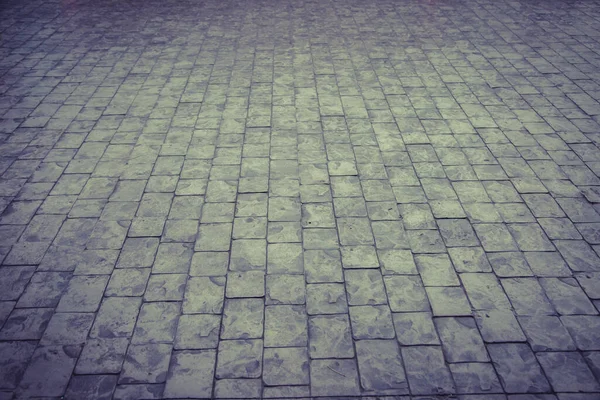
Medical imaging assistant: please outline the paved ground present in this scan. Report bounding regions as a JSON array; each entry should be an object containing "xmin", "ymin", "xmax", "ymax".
[{"xmin": 0, "ymin": 0, "xmax": 600, "ymax": 398}]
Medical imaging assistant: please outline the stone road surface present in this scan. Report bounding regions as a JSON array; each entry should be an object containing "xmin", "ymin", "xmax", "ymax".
[{"xmin": 1, "ymin": 0, "xmax": 600, "ymax": 398}]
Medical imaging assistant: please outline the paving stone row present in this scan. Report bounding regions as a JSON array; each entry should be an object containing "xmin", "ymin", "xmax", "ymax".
[{"xmin": 1, "ymin": 0, "xmax": 600, "ymax": 398}]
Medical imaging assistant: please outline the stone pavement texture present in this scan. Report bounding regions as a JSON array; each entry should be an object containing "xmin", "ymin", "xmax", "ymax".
[{"xmin": 1, "ymin": 0, "xmax": 600, "ymax": 398}]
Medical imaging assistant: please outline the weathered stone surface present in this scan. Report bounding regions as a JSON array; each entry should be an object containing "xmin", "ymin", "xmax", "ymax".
[
  {"xmin": 264, "ymin": 305, "xmax": 307, "ymax": 347},
  {"xmin": 163, "ymin": 350, "xmax": 215, "ymax": 398},
  {"xmin": 263, "ymin": 347, "xmax": 309, "ymax": 386},
  {"xmin": 310, "ymin": 359, "xmax": 361, "ymax": 397},
  {"xmin": 401, "ymin": 346, "xmax": 455, "ymax": 395},
  {"xmin": 355, "ymin": 340, "xmax": 408, "ymax": 392},
  {"xmin": 215, "ymin": 339, "xmax": 263, "ymax": 379},
  {"xmin": 487, "ymin": 343, "xmax": 551, "ymax": 393},
  {"xmin": 308, "ymin": 315, "xmax": 354, "ymax": 358},
  {"xmin": 3, "ymin": 0, "xmax": 600, "ymax": 397},
  {"xmin": 119, "ymin": 344, "xmax": 172, "ymax": 384}
]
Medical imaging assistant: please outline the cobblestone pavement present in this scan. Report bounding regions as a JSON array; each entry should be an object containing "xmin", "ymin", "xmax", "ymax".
[{"xmin": 1, "ymin": 0, "xmax": 600, "ymax": 398}]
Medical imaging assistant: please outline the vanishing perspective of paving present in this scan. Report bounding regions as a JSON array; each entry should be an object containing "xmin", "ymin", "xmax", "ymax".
[{"xmin": 1, "ymin": 0, "xmax": 600, "ymax": 398}]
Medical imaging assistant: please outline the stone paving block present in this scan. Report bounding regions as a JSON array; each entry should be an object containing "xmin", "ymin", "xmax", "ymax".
[
  {"xmin": 537, "ymin": 352, "xmax": 600, "ymax": 393},
  {"xmin": 426, "ymin": 286, "xmax": 472, "ymax": 316},
  {"xmin": 487, "ymin": 343, "xmax": 551, "ymax": 393},
  {"xmin": 0, "ymin": 341, "xmax": 37, "ymax": 390},
  {"xmin": 183, "ymin": 276, "xmax": 225, "ymax": 314},
  {"xmin": 561, "ymin": 316, "xmax": 600, "ymax": 350},
  {"xmin": 267, "ymin": 242, "xmax": 302, "ymax": 273},
  {"xmin": 144, "ymin": 274, "xmax": 186, "ymax": 301},
  {"xmin": 119, "ymin": 344, "xmax": 172, "ymax": 384},
  {"xmin": 264, "ymin": 305, "xmax": 307, "ymax": 347},
  {"xmin": 501, "ymin": 277, "xmax": 555, "ymax": 316},
  {"xmin": 304, "ymin": 249, "xmax": 343, "ymax": 283},
  {"xmin": 132, "ymin": 302, "xmax": 179, "ymax": 344},
  {"xmin": 56, "ymin": 275, "xmax": 109, "ymax": 312},
  {"xmin": 539, "ymin": 277, "xmax": 597, "ymax": 315},
  {"xmin": 345, "ymin": 269, "xmax": 387, "ymax": 305},
  {"xmin": 436, "ymin": 317, "xmax": 489, "ymax": 362},
  {"xmin": 266, "ymin": 274, "xmax": 305, "ymax": 305},
  {"xmin": 163, "ymin": 350, "xmax": 215, "ymax": 398},
  {"xmin": 263, "ymin": 347, "xmax": 309, "ymax": 386},
  {"xmin": 310, "ymin": 359, "xmax": 360, "ymax": 397},
  {"xmin": 0, "ymin": 266, "xmax": 35, "ymax": 301},
  {"xmin": 356, "ymin": 339, "xmax": 408, "ymax": 393},
  {"xmin": 474, "ymin": 309, "xmax": 526, "ymax": 343},
  {"xmin": 349, "ymin": 305, "xmax": 395, "ymax": 339},
  {"xmin": 401, "ymin": 346, "xmax": 455, "ymax": 395},
  {"xmin": 461, "ymin": 272, "xmax": 512, "ymax": 310},
  {"xmin": 75, "ymin": 338, "xmax": 130, "ymax": 374},
  {"xmin": 18, "ymin": 344, "xmax": 80, "ymax": 397},
  {"xmin": 450, "ymin": 363, "xmax": 503, "ymax": 394},
  {"xmin": 64, "ymin": 375, "xmax": 117, "ymax": 400},
  {"xmin": 40, "ymin": 312, "xmax": 94, "ymax": 345},
  {"xmin": 215, "ymin": 339, "xmax": 263, "ymax": 379},
  {"xmin": 393, "ymin": 312, "xmax": 440, "ymax": 345}
]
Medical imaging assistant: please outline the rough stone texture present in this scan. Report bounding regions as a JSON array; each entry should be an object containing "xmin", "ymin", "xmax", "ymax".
[{"xmin": 1, "ymin": 0, "xmax": 600, "ymax": 397}]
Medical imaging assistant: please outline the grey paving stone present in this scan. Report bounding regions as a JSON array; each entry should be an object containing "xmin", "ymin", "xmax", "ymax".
[
  {"xmin": 221, "ymin": 298, "xmax": 264, "ymax": 339},
  {"xmin": 119, "ymin": 344, "xmax": 172, "ymax": 384},
  {"xmin": 144, "ymin": 274, "xmax": 186, "ymax": 301},
  {"xmin": 64, "ymin": 375, "xmax": 117, "ymax": 400},
  {"xmin": 0, "ymin": 341, "xmax": 37, "ymax": 390},
  {"xmin": 264, "ymin": 305, "xmax": 307, "ymax": 347},
  {"xmin": 345, "ymin": 269, "xmax": 387, "ymax": 306},
  {"xmin": 308, "ymin": 314, "xmax": 354, "ymax": 358},
  {"xmin": 537, "ymin": 352, "xmax": 600, "ymax": 393},
  {"xmin": 349, "ymin": 305, "xmax": 395, "ymax": 339},
  {"xmin": 384, "ymin": 275, "xmax": 430, "ymax": 312},
  {"xmin": 303, "ymin": 250, "xmax": 343, "ymax": 283},
  {"xmin": 356, "ymin": 339, "xmax": 408, "ymax": 393},
  {"xmin": 90, "ymin": 297, "xmax": 142, "ymax": 338},
  {"xmin": 40, "ymin": 312, "xmax": 94, "ymax": 345},
  {"xmin": 426, "ymin": 286, "xmax": 472, "ymax": 316},
  {"xmin": 401, "ymin": 346, "xmax": 455, "ymax": 395},
  {"xmin": 56, "ymin": 275, "xmax": 109, "ymax": 312},
  {"xmin": 18, "ymin": 345, "xmax": 80, "ymax": 397},
  {"xmin": 75, "ymin": 338, "xmax": 130, "ymax": 374},
  {"xmin": 215, "ymin": 339, "xmax": 263, "ymax": 379},
  {"xmin": 450, "ymin": 363, "xmax": 503, "ymax": 394},
  {"xmin": 214, "ymin": 379, "xmax": 262, "ymax": 399},
  {"xmin": 163, "ymin": 350, "xmax": 215, "ymax": 398},
  {"xmin": 267, "ymin": 242, "xmax": 302, "ymax": 273},
  {"xmin": 132, "ymin": 302, "xmax": 179, "ymax": 344},
  {"xmin": 266, "ymin": 274, "xmax": 306, "ymax": 305},
  {"xmin": 461, "ymin": 273, "xmax": 511, "ymax": 310},
  {"xmin": 436, "ymin": 317, "xmax": 489, "ymax": 362},
  {"xmin": 448, "ymin": 247, "xmax": 492, "ymax": 272},
  {"xmin": 501, "ymin": 278, "xmax": 555, "ymax": 316},
  {"xmin": 474, "ymin": 310, "xmax": 526, "ymax": 343},
  {"xmin": 0, "ymin": 266, "xmax": 36, "ymax": 301},
  {"xmin": 175, "ymin": 314, "xmax": 220, "ymax": 350},
  {"xmin": 183, "ymin": 276, "xmax": 225, "ymax": 314},
  {"xmin": 393, "ymin": 312, "xmax": 440, "ymax": 345},
  {"xmin": 230, "ymin": 239, "xmax": 266, "ymax": 271},
  {"xmin": 415, "ymin": 253, "xmax": 459, "ymax": 286},
  {"xmin": 310, "ymin": 359, "xmax": 361, "ymax": 397},
  {"xmin": 561, "ymin": 316, "xmax": 600, "ymax": 350},
  {"xmin": 487, "ymin": 343, "xmax": 551, "ymax": 393},
  {"xmin": 263, "ymin": 347, "xmax": 309, "ymax": 386},
  {"xmin": 539, "ymin": 277, "xmax": 597, "ymax": 315}
]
